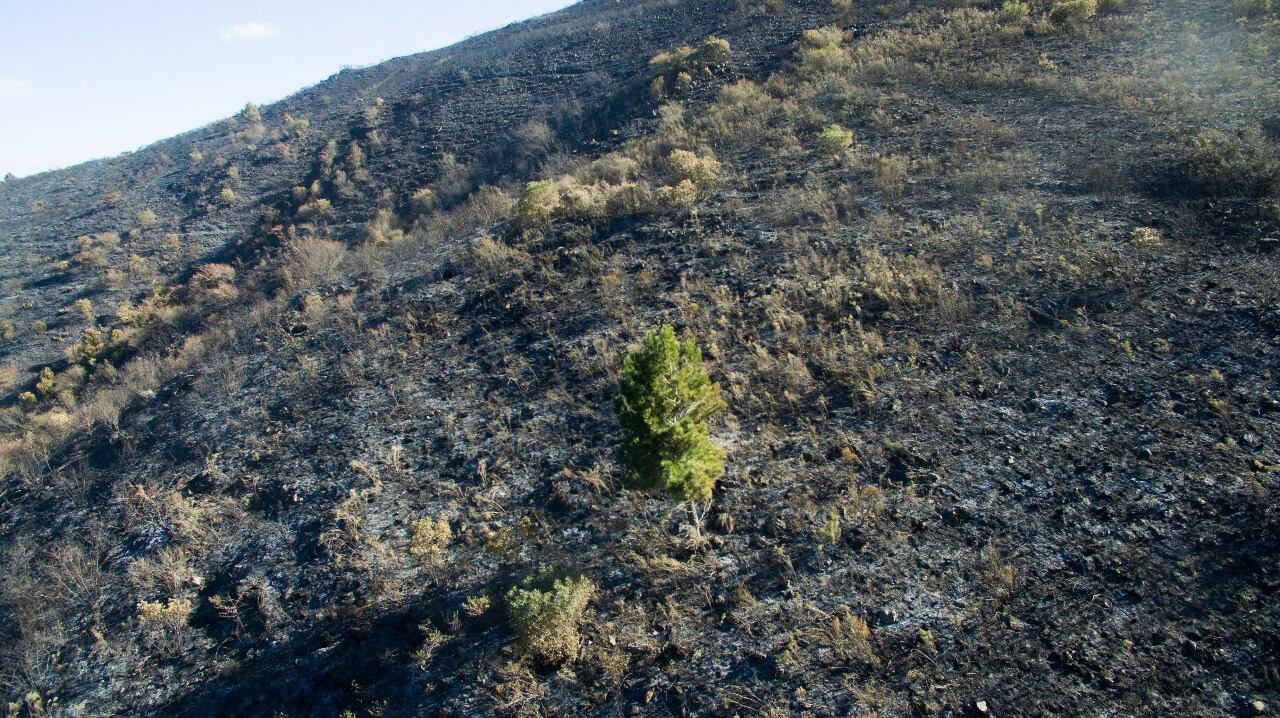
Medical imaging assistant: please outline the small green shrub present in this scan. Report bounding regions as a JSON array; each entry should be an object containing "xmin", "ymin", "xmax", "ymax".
[
  {"xmin": 615, "ymin": 325, "xmax": 726, "ymax": 506},
  {"xmin": 284, "ymin": 113, "xmax": 310, "ymax": 138},
  {"xmin": 35, "ymin": 368, "xmax": 56, "ymax": 398},
  {"xmin": 75, "ymin": 327, "xmax": 106, "ymax": 365},
  {"xmin": 1180, "ymin": 128, "xmax": 1280, "ymax": 198},
  {"xmin": 801, "ymin": 26, "xmax": 846, "ymax": 50},
  {"xmin": 409, "ymin": 515, "xmax": 452, "ymax": 561},
  {"xmin": 297, "ymin": 198, "xmax": 334, "ymax": 219},
  {"xmin": 658, "ymin": 179, "xmax": 700, "ymax": 212},
  {"xmin": 700, "ymin": 36, "xmax": 731, "ymax": 65},
  {"xmin": 411, "ymin": 187, "xmax": 436, "ymax": 214},
  {"xmin": 75, "ymin": 299, "xmax": 94, "ymax": 322},
  {"xmin": 590, "ymin": 154, "xmax": 642, "ymax": 184},
  {"xmin": 650, "ymin": 46, "xmax": 696, "ymax": 75},
  {"xmin": 516, "ymin": 179, "xmax": 561, "ymax": 230},
  {"xmin": 1129, "ymin": 226, "xmax": 1165, "ymax": 249},
  {"xmin": 605, "ymin": 182, "xmax": 654, "ymax": 218},
  {"xmin": 1049, "ymin": 0, "xmax": 1097, "ymax": 27},
  {"xmin": 556, "ymin": 179, "xmax": 608, "ymax": 221},
  {"xmin": 506, "ymin": 568, "xmax": 595, "ymax": 664},
  {"xmin": 650, "ymin": 36, "xmax": 731, "ymax": 77},
  {"xmin": 818, "ymin": 124, "xmax": 854, "ymax": 157},
  {"xmin": 666, "ymin": 149, "xmax": 721, "ymax": 189},
  {"xmin": 999, "ymin": 0, "xmax": 1030, "ymax": 21}
]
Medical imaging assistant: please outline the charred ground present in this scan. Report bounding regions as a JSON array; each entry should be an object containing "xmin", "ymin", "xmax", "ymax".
[{"xmin": 0, "ymin": 0, "xmax": 1278, "ymax": 716}]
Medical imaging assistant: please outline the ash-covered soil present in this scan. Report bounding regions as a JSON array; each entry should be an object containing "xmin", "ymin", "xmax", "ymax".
[{"xmin": 0, "ymin": 0, "xmax": 1277, "ymax": 716}]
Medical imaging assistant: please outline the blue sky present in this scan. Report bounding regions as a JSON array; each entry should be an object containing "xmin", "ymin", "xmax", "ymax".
[{"xmin": 0, "ymin": 0, "xmax": 575, "ymax": 178}]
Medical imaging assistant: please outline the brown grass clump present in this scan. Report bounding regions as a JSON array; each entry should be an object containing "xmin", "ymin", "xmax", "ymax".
[
  {"xmin": 860, "ymin": 247, "xmax": 943, "ymax": 309},
  {"xmin": 281, "ymin": 237, "xmax": 347, "ymax": 291}
]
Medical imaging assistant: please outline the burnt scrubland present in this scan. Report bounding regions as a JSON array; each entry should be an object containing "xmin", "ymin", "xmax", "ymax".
[{"xmin": 0, "ymin": 0, "xmax": 1278, "ymax": 715}]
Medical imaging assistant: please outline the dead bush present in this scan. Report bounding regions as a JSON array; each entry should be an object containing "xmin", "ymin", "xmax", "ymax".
[{"xmin": 282, "ymin": 237, "xmax": 347, "ymax": 291}]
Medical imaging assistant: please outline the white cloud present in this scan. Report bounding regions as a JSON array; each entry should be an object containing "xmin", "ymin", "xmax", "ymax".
[
  {"xmin": 0, "ymin": 77, "xmax": 28, "ymax": 97},
  {"xmin": 221, "ymin": 21, "xmax": 277, "ymax": 41}
]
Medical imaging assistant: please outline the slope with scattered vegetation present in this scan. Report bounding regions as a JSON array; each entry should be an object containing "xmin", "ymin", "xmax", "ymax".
[{"xmin": 1, "ymin": 0, "xmax": 1278, "ymax": 715}]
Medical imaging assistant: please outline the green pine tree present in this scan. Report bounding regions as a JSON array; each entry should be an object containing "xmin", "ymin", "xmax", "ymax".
[{"xmin": 614, "ymin": 325, "xmax": 726, "ymax": 514}]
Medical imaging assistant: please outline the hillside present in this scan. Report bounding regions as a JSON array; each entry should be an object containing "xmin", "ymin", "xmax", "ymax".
[{"xmin": 0, "ymin": 0, "xmax": 1278, "ymax": 715}]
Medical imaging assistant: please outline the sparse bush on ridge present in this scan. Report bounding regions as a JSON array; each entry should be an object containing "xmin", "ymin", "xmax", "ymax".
[
  {"xmin": 1000, "ymin": 0, "xmax": 1030, "ymax": 22},
  {"xmin": 556, "ymin": 177, "xmax": 609, "ymax": 222},
  {"xmin": 467, "ymin": 236, "xmax": 530, "ymax": 284},
  {"xmin": 650, "ymin": 36, "xmax": 731, "ymax": 76},
  {"xmin": 798, "ymin": 26, "xmax": 852, "ymax": 79},
  {"xmin": 365, "ymin": 208, "xmax": 406, "ymax": 245},
  {"xmin": 72, "ymin": 327, "xmax": 107, "ymax": 366},
  {"xmin": 701, "ymin": 36, "xmax": 731, "ymax": 65},
  {"xmin": 1179, "ymin": 127, "xmax": 1280, "ymax": 198},
  {"xmin": 702, "ymin": 80, "xmax": 797, "ymax": 148},
  {"xmin": 666, "ymin": 149, "xmax": 722, "ymax": 189},
  {"xmin": 650, "ymin": 75, "xmax": 668, "ymax": 100},
  {"xmin": 75, "ymin": 298, "xmax": 94, "ymax": 323},
  {"xmin": 411, "ymin": 186, "xmax": 436, "ymax": 214},
  {"xmin": 297, "ymin": 198, "xmax": 334, "ymax": 220},
  {"xmin": 516, "ymin": 179, "xmax": 561, "ymax": 230},
  {"xmin": 516, "ymin": 172, "xmax": 657, "ymax": 230},
  {"xmin": 818, "ymin": 123, "xmax": 854, "ymax": 157},
  {"xmin": 137, "ymin": 597, "xmax": 194, "ymax": 654},
  {"xmin": 35, "ymin": 368, "xmax": 56, "ymax": 398},
  {"xmin": 191, "ymin": 263, "xmax": 239, "ymax": 302},
  {"xmin": 409, "ymin": 515, "xmax": 452, "ymax": 562},
  {"xmin": 649, "ymin": 37, "xmax": 731, "ymax": 97},
  {"xmin": 658, "ymin": 179, "xmax": 700, "ymax": 211},
  {"xmin": 875, "ymin": 154, "xmax": 909, "ymax": 198},
  {"xmin": 860, "ymin": 247, "xmax": 943, "ymax": 309},
  {"xmin": 604, "ymin": 181, "xmax": 653, "ymax": 217},
  {"xmin": 281, "ymin": 236, "xmax": 347, "ymax": 291},
  {"xmin": 284, "ymin": 113, "xmax": 310, "ymax": 138},
  {"xmin": 1049, "ymin": 0, "xmax": 1098, "ymax": 27},
  {"xmin": 589, "ymin": 153, "xmax": 642, "ymax": 184},
  {"xmin": 800, "ymin": 26, "xmax": 846, "ymax": 51}
]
